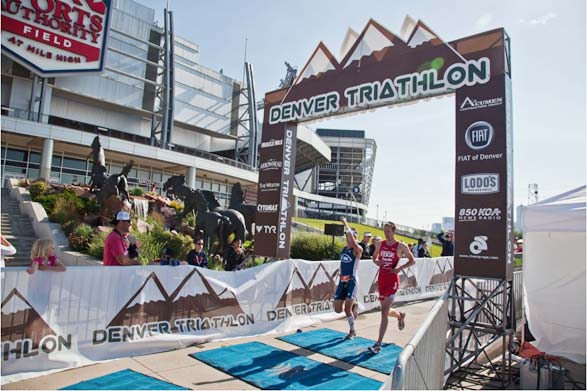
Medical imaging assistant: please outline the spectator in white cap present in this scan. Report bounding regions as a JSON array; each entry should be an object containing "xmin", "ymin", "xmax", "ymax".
[
  {"xmin": 103, "ymin": 211, "xmax": 141, "ymax": 266},
  {"xmin": 359, "ymin": 232, "xmax": 373, "ymax": 259}
]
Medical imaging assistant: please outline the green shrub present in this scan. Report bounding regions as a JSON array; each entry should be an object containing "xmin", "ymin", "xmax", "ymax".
[
  {"xmin": 184, "ymin": 211, "xmax": 197, "ymax": 227},
  {"xmin": 134, "ymin": 226, "xmax": 194, "ymax": 264},
  {"xmin": 28, "ymin": 181, "xmax": 51, "ymax": 198},
  {"xmin": 69, "ymin": 224, "xmax": 94, "ymax": 252},
  {"xmin": 88, "ymin": 231, "xmax": 108, "ymax": 259},
  {"xmin": 130, "ymin": 187, "xmax": 144, "ymax": 196},
  {"xmin": 80, "ymin": 197, "xmax": 100, "ymax": 214},
  {"xmin": 51, "ymin": 196, "xmax": 80, "ymax": 228},
  {"xmin": 290, "ymin": 232, "xmax": 345, "ymax": 261},
  {"xmin": 33, "ymin": 193, "xmax": 58, "ymax": 215}
]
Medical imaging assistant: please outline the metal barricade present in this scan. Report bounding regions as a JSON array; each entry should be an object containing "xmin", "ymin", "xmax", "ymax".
[{"xmin": 388, "ymin": 291, "xmax": 450, "ymax": 390}]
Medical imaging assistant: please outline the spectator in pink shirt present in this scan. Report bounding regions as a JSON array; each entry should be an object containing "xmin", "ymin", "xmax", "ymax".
[{"xmin": 103, "ymin": 211, "xmax": 141, "ymax": 266}]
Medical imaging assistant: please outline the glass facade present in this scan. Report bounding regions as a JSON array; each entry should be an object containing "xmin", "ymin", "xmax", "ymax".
[{"xmin": 0, "ymin": 145, "xmax": 233, "ymax": 207}]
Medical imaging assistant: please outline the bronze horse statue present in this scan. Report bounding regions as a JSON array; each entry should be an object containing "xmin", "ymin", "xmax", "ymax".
[
  {"xmin": 201, "ymin": 190, "xmax": 247, "ymax": 242},
  {"xmin": 88, "ymin": 136, "xmax": 107, "ymax": 192},
  {"xmin": 229, "ymin": 183, "xmax": 256, "ymax": 239},
  {"xmin": 163, "ymin": 175, "xmax": 230, "ymax": 251},
  {"xmin": 97, "ymin": 160, "xmax": 133, "ymax": 205}
]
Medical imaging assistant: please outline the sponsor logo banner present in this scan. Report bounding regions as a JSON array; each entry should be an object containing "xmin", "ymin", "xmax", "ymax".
[
  {"xmin": 1, "ymin": 0, "xmax": 112, "ymax": 76},
  {"xmin": 1, "ymin": 258, "xmax": 453, "ymax": 381},
  {"xmin": 459, "ymin": 96, "xmax": 503, "ymax": 111},
  {"xmin": 465, "ymin": 121, "xmax": 494, "ymax": 150},
  {"xmin": 461, "ymin": 173, "xmax": 499, "ymax": 194},
  {"xmin": 458, "ymin": 207, "xmax": 502, "ymax": 222}
]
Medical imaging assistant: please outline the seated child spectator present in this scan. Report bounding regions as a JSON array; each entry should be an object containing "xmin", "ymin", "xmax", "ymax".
[
  {"xmin": 154, "ymin": 248, "xmax": 182, "ymax": 266},
  {"xmin": 27, "ymin": 239, "xmax": 66, "ymax": 274}
]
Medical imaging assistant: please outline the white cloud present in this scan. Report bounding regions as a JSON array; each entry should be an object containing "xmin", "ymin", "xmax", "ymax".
[
  {"xmin": 519, "ymin": 12, "xmax": 557, "ymax": 25},
  {"xmin": 475, "ymin": 13, "xmax": 493, "ymax": 30}
]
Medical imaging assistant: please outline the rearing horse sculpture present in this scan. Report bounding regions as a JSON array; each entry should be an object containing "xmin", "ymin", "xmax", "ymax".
[
  {"xmin": 98, "ymin": 160, "xmax": 133, "ymax": 205},
  {"xmin": 201, "ymin": 190, "xmax": 247, "ymax": 243},
  {"xmin": 163, "ymin": 175, "xmax": 230, "ymax": 250},
  {"xmin": 229, "ymin": 182, "xmax": 256, "ymax": 239}
]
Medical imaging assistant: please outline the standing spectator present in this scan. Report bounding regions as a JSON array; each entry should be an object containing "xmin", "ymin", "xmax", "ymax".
[
  {"xmin": 103, "ymin": 211, "xmax": 142, "ymax": 266},
  {"xmin": 369, "ymin": 236, "xmax": 382, "ymax": 256},
  {"xmin": 407, "ymin": 243, "xmax": 415, "ymax": 256},
  {"xmin": 27, "ymin": 239, "xmax": 66, "ymax": 274},
  {"xmin": 224, "ymin": 239, "xmax": 245, "ymax": 271},
  {"xmin": 515, "ymin": 239, "xmax": 523, "ymax": 253},
  {"xmin": 186, "ymin": 239, "xmax": 208, "ymax": 268},
  {"xmin": 437, "ymin": 231, "xmax": 454, "ymax": 256},
  {"xmin": 418, "ymin": 242, "xmax": 432, "ymax": 258},
  {"xmin": 1, "ymin": 234, "xmax": 16, "ymax": 267},
  {"xmin": 359, "ymin": 232, "xmax": 372, "ymax": 259}
]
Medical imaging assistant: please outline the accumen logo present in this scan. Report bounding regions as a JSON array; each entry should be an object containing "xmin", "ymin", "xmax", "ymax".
[
  {"xmin": 465, "ymin": 121, "xmax": 494, "ymax": 150},
  {"xmin": 1, "ymin": 289, "xmax": 72, "ymax": 361},
  {"xmin": 461, "ymin": 173, "xmax": 499, "ymax": 195},
  {"xmin": 459, "ymin": 96, "xmax": 503, "ymax": 111}
]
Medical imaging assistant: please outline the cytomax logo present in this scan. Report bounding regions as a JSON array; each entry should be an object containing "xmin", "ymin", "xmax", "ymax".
[{"xmin": 465, "ymin": 121, "xmax": 494, "ymax": 150}]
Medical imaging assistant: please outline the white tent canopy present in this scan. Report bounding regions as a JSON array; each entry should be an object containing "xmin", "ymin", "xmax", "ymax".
[{"xmin": 521, "ymin": 185, "xmax": 586, "ymax": 363}]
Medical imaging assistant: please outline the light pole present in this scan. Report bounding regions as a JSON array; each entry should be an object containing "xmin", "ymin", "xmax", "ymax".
[{"xmin": 376, "ymin": 204, "xmax": 379, "ymax": 223}]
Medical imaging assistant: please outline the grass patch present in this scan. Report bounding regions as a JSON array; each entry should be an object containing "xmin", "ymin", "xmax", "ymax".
[{"xmin": 293, "ymin": 217, "xmax": 442, "ymax": 258}]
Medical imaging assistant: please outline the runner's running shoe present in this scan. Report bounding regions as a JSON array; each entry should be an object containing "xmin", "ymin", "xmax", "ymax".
[
  {"xmin": 398, "ymin": 312, "xmax": 406, "ymax": 330},
  {"xmin": 368, "ymin": 343, "xmax": 381, "ymax": 354},
  {"xmin": 344, "ymin": 330, "xmax": 356, "ymax": 340}
]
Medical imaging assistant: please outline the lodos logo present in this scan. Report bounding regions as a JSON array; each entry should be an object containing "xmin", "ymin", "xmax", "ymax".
[
  {"xmin": 469, "ymin": 236, "xmax": 488, "ymax": 255},
  {"xmin": 460, "ymin": 96, "xmax": 503, "ymax": 111},
  {"xmin": 458, "ymin": 208, "xmax": 502, "ymax": 222},
  {"xmin": 257, "ymin": 204, "xmax": 278, "ymax": 213},
  {"xmin": 465, "ymin": 121, "xmax": 494, "ymax": 150},
  {"xmin": 461, "ymin": 173, "xmax": 499, "ymax": 194}
]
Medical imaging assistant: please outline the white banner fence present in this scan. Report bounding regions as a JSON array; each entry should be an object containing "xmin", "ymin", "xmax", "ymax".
[{"xmin": 1, "ymin": 257, "xmax": 453, "ymax": 384}]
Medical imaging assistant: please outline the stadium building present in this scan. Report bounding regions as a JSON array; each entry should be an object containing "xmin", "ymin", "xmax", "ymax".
[{"xmin": 1, "ymin": 0, "xmax": 375, "ymax": 220}]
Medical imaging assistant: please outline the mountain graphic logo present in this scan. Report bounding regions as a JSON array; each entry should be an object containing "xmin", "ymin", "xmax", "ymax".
[
  {"xmin": 276, "ymin": 264, "xmax": 339, "ymax": 308},
  {"xmin": 430, "ymin": 259, "xmax": 454, "ymax": 285},
  {"xmin": 1, "ymin": 288, "xmax": 57, "ymax": 350},
  {"xmin": 108, "ymin": 269, "xmax": 245, "ymax": 330},
  {"xmin": 293, "ymin": 18, "xmax": 464, "ymax": 87}
]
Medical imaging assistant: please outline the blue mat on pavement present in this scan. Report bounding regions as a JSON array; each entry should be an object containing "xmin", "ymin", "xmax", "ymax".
[
  {"xmin": 60, "ymin": 369, "xmax": 187, "ymax": 390},
  {"xmin": 191, "ymin": 341, "xmax": 382, "ymax": 390},
  {"xmin": 278, "ymin": 328, "xmax": 403, "ymax": 374}
]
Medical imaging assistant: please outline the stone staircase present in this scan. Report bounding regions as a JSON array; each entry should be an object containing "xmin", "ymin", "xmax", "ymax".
[{"xmin": 1, "ymin": 188, "xmax": 38, "ymax": 266}]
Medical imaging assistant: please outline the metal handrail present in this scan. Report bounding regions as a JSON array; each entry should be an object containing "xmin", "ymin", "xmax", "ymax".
[{"xmin": 388, "ymin": 289, "xmax": 450, "ymax": 390}]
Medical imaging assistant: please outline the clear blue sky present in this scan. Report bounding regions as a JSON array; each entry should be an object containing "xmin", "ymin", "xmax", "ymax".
[{"xmin": 140, "ymin": 0, "xmax": 585, "ymax": 229}]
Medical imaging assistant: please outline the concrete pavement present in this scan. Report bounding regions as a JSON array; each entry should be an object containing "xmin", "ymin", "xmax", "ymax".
[{"xmin": 3, "ymin": 300, "xmax": 437, "ymax": 390}]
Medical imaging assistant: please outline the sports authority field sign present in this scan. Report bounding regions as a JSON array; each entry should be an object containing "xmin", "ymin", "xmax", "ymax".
[
  {"xmin": 255, "ymin": 18, "xmax": 513, "ymax": 279},
  {"xmin": 1, "ymin": 0, "xmax": 112, "ymax": 76}
]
